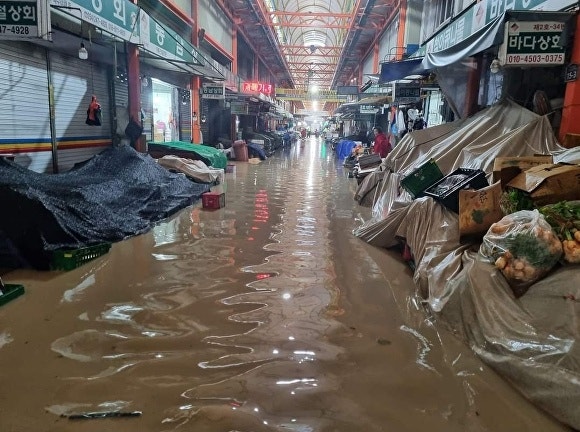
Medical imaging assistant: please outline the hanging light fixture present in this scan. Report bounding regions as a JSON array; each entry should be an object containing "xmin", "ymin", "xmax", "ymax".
[
  {"xmin": 78, "ymin": 42, "xmax": 88, "ymax": 60},
  {"xmin": 78, "ymin": 19, "xmax": 88, "ymax": 60}
]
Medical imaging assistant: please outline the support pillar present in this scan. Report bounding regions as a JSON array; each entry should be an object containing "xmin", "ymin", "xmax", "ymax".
[
  {"xmin": 127, "ymin": 43, "xmax": 141, "ymax": 125},
  {"xmin": 126, "ymin": 0, "xmax": 142, "ymax": 149},
  {"xmin": 192, "ymin": 76, "xmax": 202, "ymax": 144},
  {"xmin": 559, "ymin": 13, "xmax": 580, "ymax": 145},
  {"xmin": 464, "ymin": 57, "xmax": 482, "ymax": 118},
  {"xmin": 396, "ymin": 0, "xmax": 407, "ymax": 60},
  {"xmin": 191, "ymin": 0, "xmax": 201, "ymax": 144}
]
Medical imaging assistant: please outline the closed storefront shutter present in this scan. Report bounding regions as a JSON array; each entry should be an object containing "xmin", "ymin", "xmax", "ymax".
[
  {"xmin": 49, "ymin": 51, "xmax": 112, "ymax": 172},
  {"xmin": 0, "ymin": 41, "xmax": 52, "ymax": 172}
]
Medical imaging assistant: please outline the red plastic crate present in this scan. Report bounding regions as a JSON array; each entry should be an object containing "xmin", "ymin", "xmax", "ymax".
[{"xmin": 202, "ymin": 191, "xmax": 225, "ymax": 209}]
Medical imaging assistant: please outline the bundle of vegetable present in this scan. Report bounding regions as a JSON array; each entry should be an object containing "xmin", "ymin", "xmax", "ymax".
[
  {"xmin": 480, "ymin": 210, "xmax": 562, "ymax": 296},
  {"xmin": 538, "ymin": 201, "xmax": 580, "ymax": 263},
  {"xmin": 499, "ymin": 188, "xmax": 535, "ymax": 215}
]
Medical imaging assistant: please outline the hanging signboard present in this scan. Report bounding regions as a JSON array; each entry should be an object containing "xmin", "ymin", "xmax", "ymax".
[
  {"xmin": 424, "ymin": 0, "xmax": 575, "ymax": 56},
  {"xmin": 393, "ymin": 82, "xmax": 421, "ymax": 104},
  {"xmin": 242, "ymin": 81, "xmax": 273, "ymax": 95},
  {"xmin": 275, "ymin": 87, "xmax": 348, "ymax": 102},
  {"xmin": 139, "ymin": 12, "xmax": 202, "ymax": 65},
  {"xmin": 498, "ymin": 21, "xmax": 566, "ymax": 67},
  {"xmin": 0, "ymin": 0, "xmax": 51, "ymax": 40},
  {"xmin": 359, "ymin": 105, "xmax": 380, "ymax": 114},
  {"xmin": 201, "ymin": 83, "xmax": 225, "ymax": 99},
  {"xmin": 565, "ymin": 64, "xmax": 578, "ymax": 82},
  {"xmin": 230, "ymin": 101, "xmax": 248, "ymax": 115},
  {"xmin": 50, "ymin": 0, "xmax": 139, "ymax": 43}
]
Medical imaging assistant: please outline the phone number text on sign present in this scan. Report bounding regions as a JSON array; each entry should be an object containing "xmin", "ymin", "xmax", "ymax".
[
  {"xmin": 506, "ymin": 53, "xmax": 564, "ymax": 65},
  {"xmin": 0, "ymin": 25, "xmax": 30, "ymax": 34}
]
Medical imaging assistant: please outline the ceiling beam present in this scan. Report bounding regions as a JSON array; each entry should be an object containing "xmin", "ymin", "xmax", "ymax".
[
  {"xmin": 263, "ymin": 20, "xmax": 351, "ymax": 29},
  {"xmin": 288, "ymin": 64, "xmax": 336, "ymax": 73},
  {"xmin": 279, "ymin": 46, "xmax": 343, "ymax": 56},
  {"xmin": 268, "ymin": 12, "xmax": 351, "ymax": 18}
]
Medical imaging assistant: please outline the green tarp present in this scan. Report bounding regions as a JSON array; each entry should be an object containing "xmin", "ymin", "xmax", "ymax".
[{"xmin": 148, "ymin": 141, "xmax": 228, "ymax": 169}]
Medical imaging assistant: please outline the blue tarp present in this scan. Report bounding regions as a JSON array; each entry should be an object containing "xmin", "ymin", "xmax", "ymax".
[
  {"xmin": 246, "ymin": 142, "xmax": 267, "ymax": 160},
  {"xmin": 336, "ymin": 140, "xmax": 356, "ymax": 159}
]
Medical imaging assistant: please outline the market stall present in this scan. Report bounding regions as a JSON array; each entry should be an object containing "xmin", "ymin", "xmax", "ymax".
[{"xmin": 353, "ymin": 99, "xmax": 580, "ymax": 430}]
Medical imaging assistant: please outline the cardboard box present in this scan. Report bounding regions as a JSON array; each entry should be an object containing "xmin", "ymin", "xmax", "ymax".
[
  {"xmin": 506, "ymin": 163, "xmax": 580, "ymax": 206},
  {"xmin": 492, "ymin": 155, "xmax": 553, "ymax": 185},
  {"xmin": 459, "ymin": 181, "xmax": 503, "ymax": 236},
  {"xmin": 202, "ymin": 191, "xmax": 226, "ymax": 209},
  {"xmin": 563, "ymin": 133, "xmax": 580, "ymax": 149}
]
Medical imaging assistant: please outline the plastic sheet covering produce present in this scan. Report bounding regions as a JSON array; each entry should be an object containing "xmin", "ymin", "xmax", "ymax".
[
  {"xmin": 439, "ymin": 254, "xmax": 580, "ymax": 430},
  {"xmin": 147, "ymin": 141, "xmax": 228, "ymax": 169},
  {"xmin": 0, "ymin": 145, "xmax": 210, "ymax": 269},
  {"xmin": 354, "ymin": 99, "xmax": 564, "ymax": 250},
  {"xmin": 157, "ymin": 155, "xmax": 225, "ymax": 184},
  {"xmin": 352, "ymin": 100, "xmax": 580, "ymax": 429}
]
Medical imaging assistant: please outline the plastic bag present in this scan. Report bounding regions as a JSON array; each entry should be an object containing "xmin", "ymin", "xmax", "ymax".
[
  {"xmin": 480, "ymin": 210, "xmax": 563, "ymax": 296},
  {"xmin": 539, "ymin": 201, "xmax": 580, "ymax": 264}
]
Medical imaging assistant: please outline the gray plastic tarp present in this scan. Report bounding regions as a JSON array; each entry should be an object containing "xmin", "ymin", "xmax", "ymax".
[{"xmin": 353, "ymin": 99, "xmax": 580, "ymax": 429}]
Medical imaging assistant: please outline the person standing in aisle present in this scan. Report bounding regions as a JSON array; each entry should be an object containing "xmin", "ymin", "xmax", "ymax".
[{"xmin": 372, "ymin": 126, "xmax": 391, "ymax": 158}]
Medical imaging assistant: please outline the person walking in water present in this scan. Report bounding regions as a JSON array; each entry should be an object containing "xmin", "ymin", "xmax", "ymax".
[{"xmin": 372, "ymin": 126, "xmax": 391, "ymax": 158}]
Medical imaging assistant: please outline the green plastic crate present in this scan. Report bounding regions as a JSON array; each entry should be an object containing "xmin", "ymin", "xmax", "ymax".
[
  {"xmin": 400, "ymin": 159, "xmax": 444, "ymax": 199},
  {"xmin": 0, "ymin": 284, "xmax": 25, "ymax": 307},
  {"xmin": 50, "ymin": 243, "xmax": 112, "ymax": 271}
]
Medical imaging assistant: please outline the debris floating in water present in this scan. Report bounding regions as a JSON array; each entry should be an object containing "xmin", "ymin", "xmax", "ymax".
[{"xmin": 65, "ymin": 411, "xmax": 142, "ymax": 420}]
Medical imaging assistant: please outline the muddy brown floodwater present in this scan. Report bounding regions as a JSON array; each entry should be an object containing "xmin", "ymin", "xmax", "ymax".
[{"xmin": 0, "ymin": 139, "xmax": 571, "ymax": 432}]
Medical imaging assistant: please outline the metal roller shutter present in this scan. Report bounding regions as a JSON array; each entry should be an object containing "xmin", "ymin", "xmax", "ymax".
[
  {"xmin": 0, "ymin": 41, "xmax": 52, "ymax": 172},
  {"xmin": 49, "ymin": 51, "xmax": 112, "ymax": 172}
]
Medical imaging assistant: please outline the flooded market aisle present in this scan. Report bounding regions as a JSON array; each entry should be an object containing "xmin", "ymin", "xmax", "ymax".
[{"xmin": 0, "ymin": 139, "xmax": 571, "ymax": 432}]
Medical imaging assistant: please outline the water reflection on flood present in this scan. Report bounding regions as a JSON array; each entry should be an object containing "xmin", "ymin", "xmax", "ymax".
[{"xmin": 0, "ymin": 139, "xmax": 571, "ymax": 431}]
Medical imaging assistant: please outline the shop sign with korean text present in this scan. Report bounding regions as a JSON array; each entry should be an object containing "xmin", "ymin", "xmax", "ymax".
[
  {"xmin": 242, "ymin": 81, "xmax": 273, "ymax": 95},
  {"xmin": 49, "ymin": 0, "xmax": 139, "ymax": 43},
  {"xmin": 0, "ymin": 0, "xmax": 51, "ymax": 40},
  {"xmin": 202, "ymin": 83, "xmax": 225, "ymax": 100},
  {"xmin": 359, "ymin": 105, "xmax": 379, "ymax": 114},
  {"xmin": 425, "ymin": 0, "xmax": 575, "ymax": 55},
  {"xmin": 139, "ymin": 12, "xmax": 202, "ymax": 65},
  {"xmin": 498, "ymin": 21, "xmax": 565, "ymax": 66}
]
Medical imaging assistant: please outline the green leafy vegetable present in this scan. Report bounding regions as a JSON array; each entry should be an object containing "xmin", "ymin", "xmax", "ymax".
[{"xmin": 505, "ymin": 232, "xmax": 560, "ymax": 269}]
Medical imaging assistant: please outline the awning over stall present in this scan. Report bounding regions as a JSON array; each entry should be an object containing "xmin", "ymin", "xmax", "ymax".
[
  {"xmin": 379, "ymin": 58, "xmax": 424, "ymax": 84},
  {"xmin": 357, "ymin": 94, "xmax": 392, "ymax": 105},
  {"xmin": 333, "ymin": 94, "xmax": 392, "ymax": 115},
  {"xmin": 140, "ymin": 53, "xmax": 224, "ymax": 82}
]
